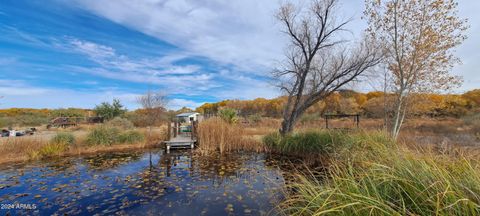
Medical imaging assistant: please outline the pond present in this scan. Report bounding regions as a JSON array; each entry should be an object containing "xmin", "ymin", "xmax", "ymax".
[{"xmin": 0, "ymin": 149, "xmax": 287, "ymax": 215}]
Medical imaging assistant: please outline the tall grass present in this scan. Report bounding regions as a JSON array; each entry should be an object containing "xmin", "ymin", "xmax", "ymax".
[
  {"xmin": 264, "ymin": 130, "xmax": 392, "ymax": 155},
  {"xmin": 86, "ymin": 126, "xmax": 120, "ymax": 146},
  {"xmin": 278, "ymin": 131, "xmax": 480, "ymax": 216},
  {"xmin": 0, "ymin": 137, "xmax": 48, "ymax": 162},
  {"xmin": 197, "ymin": 118, "xmax": 262, "ymax": 153},
  {"xmin": 29, "ymin": 132, "xmax": 76, "ymax": 159},
  {"xmin": 264, "ymin": 130, "xmax": 338, "ymax": 155},
  {"xmin": 51, "ymin": 132, "xmax": 75, "ymax": 146},
  {"xmin": 118, "ymin": 130, "xmax": 145, "ymax": 144}
]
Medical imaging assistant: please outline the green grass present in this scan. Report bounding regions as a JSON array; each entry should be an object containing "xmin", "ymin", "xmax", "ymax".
[
  {"xmin": 277, "ymin": 131, "xmax": 480, "ymax": 216},
  {"xmin": 86, "ymin": 126, "xmax": 120, "ymax": 146},
  {"xmin": 51, "ymin": 132, "xmax": 75, "ymax": 146},
  {"xmin": 118, "ymin": 130, "xmax": 145, "ymax": 144},
  {"xmin": 263, "ymin": 130, "xmax": 352, "ymax": 156}
]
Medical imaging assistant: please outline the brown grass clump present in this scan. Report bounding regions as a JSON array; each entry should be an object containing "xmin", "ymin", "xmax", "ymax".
[
  {"xmin": 0, "ymin": 136, "xmax": 50, "ymax": 163},
  {"xmin": 197, "ymin": 118, "xmax": 263, "ymax": 154}
]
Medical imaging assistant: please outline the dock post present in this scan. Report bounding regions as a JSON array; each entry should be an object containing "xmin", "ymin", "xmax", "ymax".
[
  {"xmin": 190, "ymin": 121, "xmax": 193, "ymax": 140},
  {"xmin": 166, "ymin": 145, "xmax": 170, "ymax": 153},
  {"xmin": 174, "ymin": 121, "xmax": 178, "ymax": 138},
  {"xmin": 167, "ymin": 121, "xmax": 171, "ymax": 140}
]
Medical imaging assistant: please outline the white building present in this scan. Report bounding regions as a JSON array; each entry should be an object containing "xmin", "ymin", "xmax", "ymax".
[{"xmin": 176, "ymin": 112, "xmax": 201, "ymax": 123}]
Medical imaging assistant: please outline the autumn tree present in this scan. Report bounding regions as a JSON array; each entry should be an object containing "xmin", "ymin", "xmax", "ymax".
[
  {"xmin": 137, "ymin": 90, "xmax": 168, "ymax": 139},
  {"xmin": 365, "ymin": 0, "xmax": 468, "ymax": 139},
  {"xmin": 274, "ymin": 0, "xmax": 382, "ymax": 135}
]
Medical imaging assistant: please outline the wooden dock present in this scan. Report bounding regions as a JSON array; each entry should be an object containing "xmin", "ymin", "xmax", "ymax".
[
  {"xmin": 163, "ymin": 120, "xmax": 198, "ymax": 153},
  {"xmin": 164, "ymin": 135, "xmax": 196, "ymax": 152}
]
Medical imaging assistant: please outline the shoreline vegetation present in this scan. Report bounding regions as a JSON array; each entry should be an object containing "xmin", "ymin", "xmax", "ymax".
[
  {"xmin": 194, "ymin": 117, "xmax": 480, "ymax": 215},
  {"xmin": 0, "ymin": 123, "xmax": 166, "ymax": 165}
]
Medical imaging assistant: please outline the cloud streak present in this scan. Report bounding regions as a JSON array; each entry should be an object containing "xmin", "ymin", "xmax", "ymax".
[{"xmin": 72, "ymin": 0, "xmax": 286, "ymax": 73}]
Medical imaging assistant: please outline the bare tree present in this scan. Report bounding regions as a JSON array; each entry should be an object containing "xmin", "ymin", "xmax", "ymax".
[
  {"xmin": 137, "ymin": 90, "xmax": 168, "ymax": 139},
  {"xmin": 275, "ymin": 0, "xmax": 382, "ymax": 135},
  {"xmin": 365, "ymin": 0, "xmax": 468, "ymax": 139}
]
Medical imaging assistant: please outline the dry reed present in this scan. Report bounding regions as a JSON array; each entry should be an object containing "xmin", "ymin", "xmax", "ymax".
[
  {"xmin": 0, "ymin": 136, "xmax": 50, "ymax": 163},
  {"xmin": 197, "ymin": 118, "xmax": 263, "ymax": 154}
]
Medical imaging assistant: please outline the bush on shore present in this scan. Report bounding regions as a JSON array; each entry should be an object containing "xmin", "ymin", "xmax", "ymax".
[{"xmin": 86, "ymin": 126, "xmax": 120, "ymax": 146}]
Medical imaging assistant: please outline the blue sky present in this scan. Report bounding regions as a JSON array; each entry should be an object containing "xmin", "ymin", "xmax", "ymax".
[{"xmin": 0, "ymin": 0, "xmax": 479, "ymax": 110}]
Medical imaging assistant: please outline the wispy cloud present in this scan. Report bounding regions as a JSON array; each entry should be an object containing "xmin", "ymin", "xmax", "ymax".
[
  {"xmin": 62, "ymin": 38, "xmax": 225, "ymax": 93},
  {"xmin": 0, "ymin": 79, "xmax": 142, "ymax": 109},
  {"xmin": 0, "ymin": 80, "xmax": 49, "ymax": 96},
  {"xmin": 67, "ymin": 38, "xmax": 201, "ymax": 76},
  {"xmin": 72, "ymin": 0, "xmax": 286, "ymax": 73}
]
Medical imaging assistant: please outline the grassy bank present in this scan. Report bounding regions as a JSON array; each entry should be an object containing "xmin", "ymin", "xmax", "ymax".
[
  {"xmin": 0, "ymin": 125, "xmax": 166, "ymax": 165},
  {"xmin": 271, "ymin": 131, "xmax": 480, "ymax": 215}
]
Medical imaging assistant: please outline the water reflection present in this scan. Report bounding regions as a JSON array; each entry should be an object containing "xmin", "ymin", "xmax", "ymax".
[{"xmin": 0, "ymin": 149, "xmax": 285, "ymax": 215}]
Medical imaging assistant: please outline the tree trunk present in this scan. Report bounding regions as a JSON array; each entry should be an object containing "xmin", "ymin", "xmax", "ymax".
[
  {"xmin": 279, "ymin": 105, "xmax": 303, "ymax": 136},
  {"xmin": 280, "ymin": 117, "xmax": 294, "ymax": 135},
  {"xmin": 391, "ymin": 92, "xmax": 407, "ymax": 140}
]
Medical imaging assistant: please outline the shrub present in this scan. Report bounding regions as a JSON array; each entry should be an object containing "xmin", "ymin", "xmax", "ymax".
[
  {"xmin": 50, "ymin": 132, "xmax": 75, "ymax": 146},
  {"xmin": 118, "ymin": 131, "xmax": 145, "ymax": 144},
  {"xmin": 86, "ymin": 126, "xmax": 120, "ymax": 146},
  {"xmin": 218, "ymin": 108, "xmax": 238, "ymax": 124},
  {"xmin": 37, "ymin": 142, "xmax": 68, "ymax": 158},
  {"xmin": 106, "ymin": 117, "xmax": 134, "ymax": 130}
]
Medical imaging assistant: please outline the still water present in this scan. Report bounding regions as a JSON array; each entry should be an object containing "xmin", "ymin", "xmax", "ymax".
[{"xmin": 0, "ymin": 149, "xmax": 286, "ymax": 215}]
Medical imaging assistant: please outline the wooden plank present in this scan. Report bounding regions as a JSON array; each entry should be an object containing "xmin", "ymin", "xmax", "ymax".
[{"xmin": 164, "ymin": 132, "xmax": 196, "ymax": 153}]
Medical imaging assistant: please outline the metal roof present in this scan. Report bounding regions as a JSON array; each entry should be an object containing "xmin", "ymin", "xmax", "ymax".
[{"xmin": 176, "ymin": 112, "xmax": 199, "ymax": 117}]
